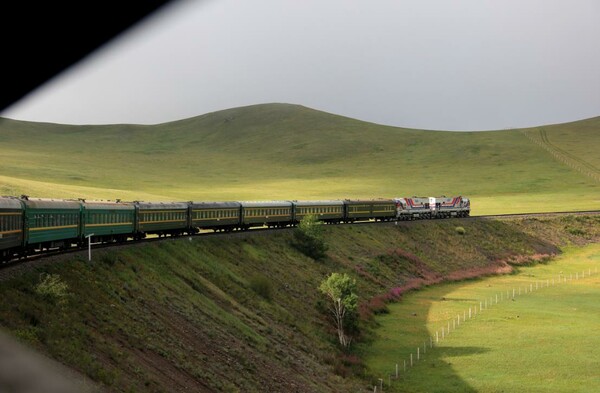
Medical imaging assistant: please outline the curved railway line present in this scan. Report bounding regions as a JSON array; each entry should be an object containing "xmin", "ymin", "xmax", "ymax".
[{"xmin": 1, "ymin": 209, "xmax": 598, "ymax": 282}]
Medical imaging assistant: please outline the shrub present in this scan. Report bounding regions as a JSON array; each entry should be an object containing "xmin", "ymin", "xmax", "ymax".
[
  {"xmin": 249, "ymin": 275, "xmax": 273, "ymax": 301},
  {"xmin": 292, "ymin": 214, "xmax": 328, "ymax": 260},
  {"xmin": 566, "ymin": 227, "xmax": 586, "ymax": 236},
  {"xmin": 35, "ymin": 273, "xmax": 69, "ymax": 304},
  {"xmin": 455, "ymin": 226, "xmax": 466, "ymax": 235}
]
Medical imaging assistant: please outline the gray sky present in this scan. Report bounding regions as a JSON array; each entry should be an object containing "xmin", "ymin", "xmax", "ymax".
[{"xmin": 2, "ymin": 0, "xmax": 600, "ymax": 131}]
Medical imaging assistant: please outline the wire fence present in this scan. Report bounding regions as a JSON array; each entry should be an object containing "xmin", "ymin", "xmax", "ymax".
[{"xmin": 371, "ymin": 266, "xmax": 599, "ymax": 392}]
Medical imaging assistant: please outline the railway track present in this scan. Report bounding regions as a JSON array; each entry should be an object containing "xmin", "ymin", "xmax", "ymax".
[
  {"xmin": 474, "ymin": 210, "xmax": 600, "ymax": 219},
  {"xmin": 1, "ymin": 209, "xmax": 599, "ymax": 281}
]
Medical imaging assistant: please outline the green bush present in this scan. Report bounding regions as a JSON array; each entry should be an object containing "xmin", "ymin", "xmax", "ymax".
[
  {"xmin": 455, "ymin": 226, "xmax": 466, "ymax": 235},
  {"xmin": 249, "ymin": 275, "xmax": 273, "ymax": 301},
  {"xmin": 567, "ymin": 227, "xmax": 586, "ymax": 236},
  {"xmin": 292, "ymin": 214, "xmax": 328, "ymax": 260},
  {"xmin": 34, "ymin": 273, "xmax": 69, "ymax": 304}
]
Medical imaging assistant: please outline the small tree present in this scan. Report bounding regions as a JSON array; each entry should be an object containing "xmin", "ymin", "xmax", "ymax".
[
  {"xmin": 319, "ymin": 272, "xmax": 358, "ymax": 349},
  {"xmin": 293, "ymin": 214, "xmax": 328, "ymax": 260}
]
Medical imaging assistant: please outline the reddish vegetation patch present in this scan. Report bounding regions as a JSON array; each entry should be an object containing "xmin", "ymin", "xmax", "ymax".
[
  {"xmin": 504, "ymin": 253, "xmax": 556, "ymax": 265},
  {"xmin": 361, "ymin": 253, "xmax": 557, "ymax": 320}
]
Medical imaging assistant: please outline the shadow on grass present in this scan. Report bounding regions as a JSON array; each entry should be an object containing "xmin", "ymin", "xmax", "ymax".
[
  {"xmin": 394, "ymin": 346, "xmax": 490, "ymax": 393},
  {"xmin": 363, "ymin": 218, "xmax": 572, "ymax": 392}
]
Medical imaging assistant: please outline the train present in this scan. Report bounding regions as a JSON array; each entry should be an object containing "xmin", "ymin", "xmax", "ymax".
[{"xmin": 0, "ymin": 195, "xmax": 470, "ymax": 262}]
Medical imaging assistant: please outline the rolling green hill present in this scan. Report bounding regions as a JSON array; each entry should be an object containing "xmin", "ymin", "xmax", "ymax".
[{"xmin": 1, "ymin": 103, "xmax": 598, "ymax": 214}]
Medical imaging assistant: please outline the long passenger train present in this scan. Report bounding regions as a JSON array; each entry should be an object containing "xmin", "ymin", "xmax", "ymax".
[{"xmin": 0, "ymin": 195, "xmax": 470, "ymax": 262}]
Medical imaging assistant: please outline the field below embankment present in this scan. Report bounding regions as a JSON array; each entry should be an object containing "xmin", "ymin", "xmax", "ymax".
[
  {"xmin": 361, "ymin": 243, "xmax": 600, "ymax": 393},
  {"xmin": 0, "ymin": 214, "xmax": 598, "ymax": 392},
  {"xmin": 1, "ymin": 103, "xmax": 599, "ymax": 215}
]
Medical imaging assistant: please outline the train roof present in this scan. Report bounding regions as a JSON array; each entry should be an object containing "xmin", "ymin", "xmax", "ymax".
[
  {"xmin": 20, "ymin": 198, "xmax": 82, "ymax": 210},
  {"xmin": 292, "ymin": 200, "xmax": 344, "ymax": 206},
  {"xmin": 240, "ymin": 201, "xmax": 293, "ymax": 208},
  {"xmin": 190, "ymin": 201, "xmax": 241, "ymax": 208},
  {"xmin": 135, "ymin": 201, "xmax": 190, "ymax": 210},
  {"xmin": 0, "ymin": 196, "xmax": 23, "ymax": 209},
  {"xmin": 344, "ymin": 198, "xmax": 395, "ymax": 204},
  {"xmin": 82, "ymin": 201, "xmax": 135, "ymax": 210}
]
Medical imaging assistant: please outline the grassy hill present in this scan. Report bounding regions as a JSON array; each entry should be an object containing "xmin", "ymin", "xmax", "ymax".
[
  {"xmin": 1, "ymin": 104, "xmax": 599, "ymax": 392},
  {"xmin": 0, "ymin": 103, "xmax": 599, "ymax": 214},
  {"xmin": 0, "ymin": 215, "xmax": 598, "ymax": 392}
]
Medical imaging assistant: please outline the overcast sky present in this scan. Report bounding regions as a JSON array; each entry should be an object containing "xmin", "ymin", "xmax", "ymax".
[{"xmin": 2, "ymin": 0, "xmax": 600, "ymax": 131}]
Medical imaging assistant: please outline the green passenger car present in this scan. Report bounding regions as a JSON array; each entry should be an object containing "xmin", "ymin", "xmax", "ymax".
[
  {"xmin": 292, "ymin": 200, "xmax": 344, "ymax": 224},
  {"xmin": 0, "ymin": 196, "xmax": 25, "ymax": 261},
  {"xmin": 240, "ymin": 201, "xmax": 293, "ymax": 229},
  {"xmin": 134, "ymin": 201, "xmax": 190, "ymax": 238},
  {"xmin": 190, "ymin": 201, "xmax": 241, "ymax": 232},
  {"xmin": 22, "ymin": 198, "xmax": 82, "ymax": 251},
  {"xmin": 82, "ymin": 201, "xmax": 136, "ymax": 242},
  {"xmin": 344, "ymin": 199, "xmax": 396, "ymax": 222}
]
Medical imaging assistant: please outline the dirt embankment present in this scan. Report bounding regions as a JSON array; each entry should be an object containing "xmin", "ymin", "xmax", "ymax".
[{"xmin": 0, "ymin": 214, "xmax": 598, "ymax": 392}]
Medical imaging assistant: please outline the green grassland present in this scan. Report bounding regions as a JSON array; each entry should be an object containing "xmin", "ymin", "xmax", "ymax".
[
  {"xmin": 0, "ymin": 215, "xmax": 598, "ymax": 392},
  {"xmin": 360, "ymin": 243, "xmax": 600, "ymax": 392},
  {"xmin": 1, "ymin": 103, "xmax": 598, "ymax": 214}
]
